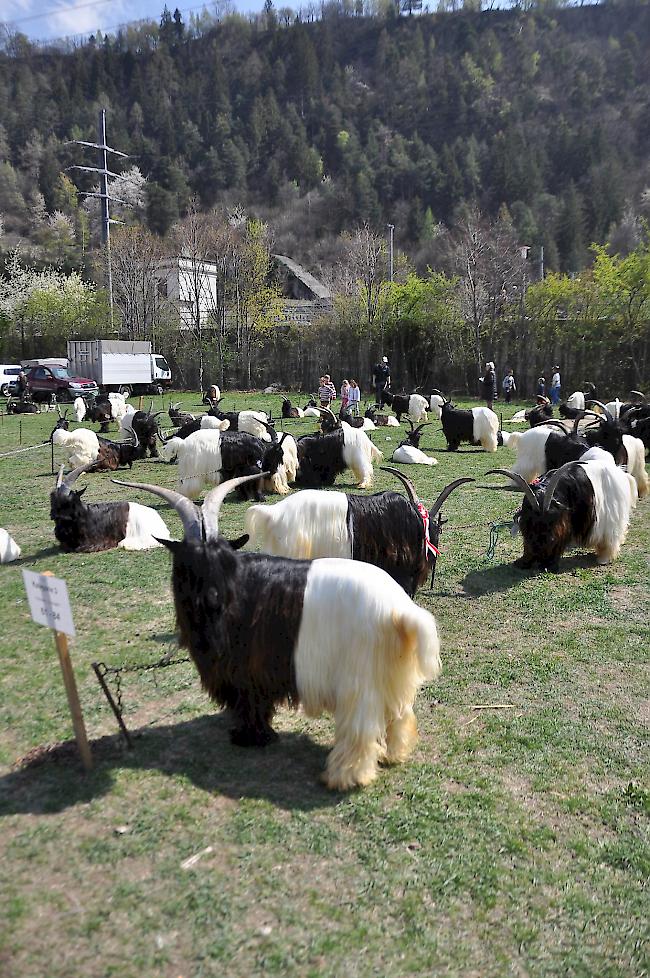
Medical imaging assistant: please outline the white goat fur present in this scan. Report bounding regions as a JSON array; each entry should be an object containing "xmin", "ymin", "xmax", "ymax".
[
  {"xmin": 264, "ymin": 434, "xmax": 298, "ymax": 495},
  {"xmin": 392, "ymin": 445, "xmax": 438, "ymax": 465},
  {"xmin": 295, "ymin": 558, "xmax": 441, "ymax": 789},
  {"xmin": 246, "ymin": 490, "xmax": 352, "ymax": 560},
  {"xmin": 566, "ymin": 391, "xmax": 586, "ymax": 411},
  {"xmin": 503, "ymin": 426, "xmax": 553, "ymax": 482},
  {"xmin": 622, "ymin": 435, "xmax": 649, "ymax": 498},
  {"xmin": 575, "ymin": 455, "xmax": 637, "ymax": 563},
  {"xmin": 119, "ymin": 503, "xmax": 172, "ymax": 550},
  {"xmin": 201, "ymin": 416, "xmax": 231, "ymax": 431},
  {"xmin": 107, "ymin": 392, "xmax": 128, "ymax": 421},
  {"xmin": 303, "ymin": 406, "xmax": 321, "ymax": 418},
  {"xmin": 52, "ymin": 428, "xmax": 100, "ymax": 468},
  {"xmin": 362, "ymin": 417, "xmax": 376, "ymax": 430},
  {"xmin": 341, "ymin": 422, "xmax": 383, "ymax": 488},
  {"xmin": 168, "ymin": 430, "xmax": 227, "ymax": 498},
  {"xmin": 73, "ymin": 396, "xmax": 86, "ymax": 422},
  {"xmin": 408, "ymin": 394, "xmax": 429, "ymax": 423},
  {"xmin": 238, "ymin": 410, "xmax": 272, "ymax": 441},
  {"xmin": 0, "ymin": 528, "xmax": 21, "ymax": 563}
]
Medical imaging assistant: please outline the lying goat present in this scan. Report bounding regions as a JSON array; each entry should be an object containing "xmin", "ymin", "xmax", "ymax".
[
  {"xmin": 296, "ymin": 422, "xmax": 382, "ymax": 489},
  {"xmin": 245, "ymin": 468, "xmax": 473, "ymax": 595},
  {"xmin": 379, "ymin": 388, "xmax": 429, "ymax": 423},
  {"xmin": 430, "ymin": 391, "xmax": 498, "ymax": 452},
  {"xmin": 169, "ymin": 402, "xmax": 195, "ymax": 427},
  {"xmin": 506, "ymin": 398, "xmax": 553, "ymax": 426},
  {"xmin": 485, "ymin": 455, "xmax": 636, "ymax": 571},
  {"xmin": 89, "ymin": 429, "xmax": 146, "ymax": 471},
  {"xmin": 7, "ymin": 398, "xmax": 39, "ymax": 414},
  {"xmin": 51, "ymin": 465, "xmax": 170, "ymax": 552},
  {"xmin": 114, "ymin": 473, "xmax": 442, "ymax": 791},
  {"xmin": 392, "ymin": 421, "xmax": 437, "ymax": 465},
  {"xmin": 0, "ymin": 528, "xmax": 21, "ymax": 563},
  {"xmin": 281, "ymin": 397, "xmax": 304, "ymax": 418},
  {"xmin": 51, "ymin": 420, "xmax": 100, "ymax": 468},
  {"xmin": 365, "ymin": 406, "xmax": 400, "ymax": 427},
  {"xmin": 207, "ymin": 400, "xmax": 272, "ymax": 441}
]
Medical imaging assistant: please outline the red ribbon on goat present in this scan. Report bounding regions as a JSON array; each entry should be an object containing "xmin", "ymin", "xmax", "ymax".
[{"xmin": 416, "ymin": 502, "xmax": 440, "ymax": 558}]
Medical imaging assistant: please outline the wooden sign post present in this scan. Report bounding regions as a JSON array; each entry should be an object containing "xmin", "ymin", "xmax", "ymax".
[{"xmin": 22, "ymin": 569, "xmax": 92, "ymax": 772}]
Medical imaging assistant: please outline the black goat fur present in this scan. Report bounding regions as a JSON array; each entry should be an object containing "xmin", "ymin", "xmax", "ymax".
[
  {"xmin": 516, "ymin": 466, "xmax": 596, "ymax": 572},
  {"xmin": 525, "ymin": 403, "xmax": 553, "ymax": 426},
  {"xmin": 346, "ymin": 492, "xmax": 427, "ymax": 596},
  {"xmin": 439, "ymin": 402, "xmax": 477, "ymax": 451},
  {"xmin": 50, "ymin": 490, "xmax": 130, "ymax": 552},
  {"xmin": 89, "ymin": 437, "xmax": 146, "ymax": 471},
  {"xmin": 165, "ymin": 538, "xmax": 309, "ymax": 745},
  {"xmin": 296, "ymin": 429, "xmax": 347, "ymax": 486},
  {"xmin": 379, "ymin": 388, "xmax": 410, "ymax": 420},
  {"xmin": 219, "ymin": 432, "xmax": 285, "ymax": 500},
  {"xmin": 130, "ymin": 411, "xmax": 160, "ymax": 458}
]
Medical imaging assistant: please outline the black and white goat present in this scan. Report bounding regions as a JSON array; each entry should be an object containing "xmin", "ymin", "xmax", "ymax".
[
  {"xmin": 168, "ymin": 402, "xmax": 195, "ymax": 427},
  {"xmin": 507, "ymin": 398, "xmax": 554, "ymax": 427},
  {"xmin": 73, "ymin": 396, "xmax": 112, "ymax": 432},
  {"xmin": 296, "ymin": 422, "xmax": 382, "ymax": 489},
  {"xmin": 121, "ymin": 401, "xmax": 164, "ymax": 458},
  {"xmin": 379, "ymin": 388, "xmax": 429, "ymax": 423},
  {"xmin": 6, "ymin": 397, "xmax": 39, "ymax": 414},
  {"xmin": 89, "ymin": 429, "xmax": 146, "ymax": 471},
  {"xmin": 485, "ymin": 455, "xmax": 636, "ymax": 571},
  {"xmin": 392, "ymin": 421, "xmax": 438, "ymax": 466},
  {"xmin": 207, "ymin": 400, "xmax": 272, "ymax": 441},
  {"xmin": 51, "ymin": 465, "xmax": 170, "ymax": 552},
  {"xmin": 430, "ymin": 391, "xmax": 498, "ymax": 452},
  {"xmin": 245, "ymin": 468, "xmax": 474, "ymax": 595},
  {"xmin": 113, "ymin": 473, "xmax": 442, "ymax": 791},
  {"xmin": 50, "ymin": 417, "xmax": 100, "ymax": 468},
  {"xmin": 365, "ymin": 406, "xmax": 400, "ymax": 427},
  {"xmin": 500, "ymin": 409, "xmax": 625, "ymax": 483}
]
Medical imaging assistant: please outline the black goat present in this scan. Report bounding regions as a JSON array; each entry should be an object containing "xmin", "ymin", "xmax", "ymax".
[
  {"xmin": 112, "ymin": 472, "xmax": 441, "ymax": 791},
  {"xmin": 169, "ymin": 402, "xmax": 195, "ymax": 427},
  {"xmin": 219, "ymin": 428, "xmax": 287, "ymax": 500},
  {"xmin": 7, "ymin": 397, "xmax": 39, "ymax": 414},
  {"xmin": 525, "ymin": 400, "xmax": 553, "ymax": 427},
  {"xmin": 129, "ymin": 402, "xmax": 164, "ymax": 458},
  {"xmin": 50, "ymin": 464, "xmax": 169, "ymax": 552},
  {"xmin": 89, "ymin": 429, "xmax": 146, "ymax": 471},
  {"xmin": 430, "ymin": 391, "xmax": 499, "ymax": 452}
]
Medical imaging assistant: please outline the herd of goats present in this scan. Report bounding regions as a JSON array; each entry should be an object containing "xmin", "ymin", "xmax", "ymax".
[{"xmin": 1, "ymin": 383, "xmax": 648, "ymax": 790}]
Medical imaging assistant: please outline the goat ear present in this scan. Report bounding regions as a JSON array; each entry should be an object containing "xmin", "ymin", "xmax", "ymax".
[
  {"xmin": 75, "ymin": 487, "xmax": 88, "ymax": 499},
  {"xmin": 155, "ymin": 536, "xmax": 181, "ymax": 551},
  {"xmin": 228, "ymin": 533, "xmax": 249, "ymax": 551}
]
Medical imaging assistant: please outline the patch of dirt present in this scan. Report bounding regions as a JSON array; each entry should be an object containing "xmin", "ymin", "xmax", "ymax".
[{"xmin": 608, "ymin": 584, "xmax": 650, "ymax": 623}]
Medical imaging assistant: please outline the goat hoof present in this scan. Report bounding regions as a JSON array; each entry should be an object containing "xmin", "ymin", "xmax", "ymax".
[{"xmin": 230, "ymin": 726, "xmax": 278, "ymax": 748}]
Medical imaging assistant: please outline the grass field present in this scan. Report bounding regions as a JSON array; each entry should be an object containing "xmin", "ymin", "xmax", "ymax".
[{"xmin": 0, "ymin": 391, "xmax": 648, "ymax": 978}]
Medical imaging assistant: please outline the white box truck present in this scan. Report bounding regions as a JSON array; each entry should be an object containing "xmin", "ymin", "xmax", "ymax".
[{"xmin": 67, "ymin": 340, "xmax": 172, "ymax": 397}]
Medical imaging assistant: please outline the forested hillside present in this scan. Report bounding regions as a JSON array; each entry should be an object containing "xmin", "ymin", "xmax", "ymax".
[{"xmin": 1, "ymin": 1, "xmax": 650, "ymax": 273}]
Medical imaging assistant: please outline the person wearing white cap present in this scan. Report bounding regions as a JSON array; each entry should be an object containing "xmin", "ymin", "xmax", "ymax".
[
  {"xmin": 550, "ymin": 365, "xmax": 561, "ymax": 405},
  {"xmin": 372, "ymin": 356, "xmax": 391, "ymax": 407}
]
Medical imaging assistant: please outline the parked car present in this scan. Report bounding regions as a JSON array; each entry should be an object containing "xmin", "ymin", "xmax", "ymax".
[
  {"xmin": 25, "ymin": 364, "xmax": 99, "ymax": 402},
  {"xmin": 0, "ymin": 364, "xmax": 22, "ymax": 397}
]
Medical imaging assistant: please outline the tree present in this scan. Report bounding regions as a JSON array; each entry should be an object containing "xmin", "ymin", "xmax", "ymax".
[{"xmin": 108, "ymin": 226, "xmax": 173, "ymax": 346}]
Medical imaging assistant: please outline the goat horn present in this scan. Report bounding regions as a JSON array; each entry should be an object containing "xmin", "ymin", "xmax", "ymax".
[
  {"xmin": 484, "ymin": 469, "xmax": 541, "ymax": 512},
  {"xmin": 56, "ymin": 405, "xmax": 62, "ymax": 418},
  {"xmin": 130, "ymin": 427, "xmax": 139, "ymax": 448},
  {"xmin": 414, "ymin": 422, "xmax": 432, "ymax": 434},
  {"xmin": 531, "ymin": 419, "xmax": 570, "ymax": 433},
  {"xmin": 201, "ymin": 472, "xmax": 271, "ymax": 540},
  {"xmin": 63, "ymin": 463, "xmax": 94, "ymax": 488},
  {"xmin": 56, "ymin": 464, "xmax": 64, "ymax": 489},
  {"xmin": 542, "ymin": 461, "xmax": 580, "ymax": 515},
  {"xmin": 380, "ymin": 466, "xmax": 420, "ymax": 505},
  {"xmin": 147, "ymin": 400, "xmax": 153, "ymax": 415},
  {"xmin": 111, "ymin": 479, "xmax": 203, "ymax": 542},
  {"xmin": 156, "ymin": 429, "xmax": 169, "ymax": 444},
  {"xmin": 585, "ymin": 399, "xmax": 613, "ymax": 422},
  {"xmin": 630, "ymin": 390, "xmax": 645, "ymax": 400},
  {"xmin": 429, "ymin": 477, "xmax": 475, "ymax": 519},
  {"xmin": 406, "ymin": 417, "xmax": 415, "ymax": 431}
]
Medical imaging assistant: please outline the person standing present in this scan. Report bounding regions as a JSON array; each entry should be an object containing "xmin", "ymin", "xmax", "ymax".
[
  {"xmin": 480, "ymin": 361, "xmax": 497, "ymax": 410},
  {"xmin": 550, "ymin": 365, "xmax": 561, "ymax": 405},
  {"xmin": 318, "ymin": 374, "xmax": 337, "ymax": 408},
  {"xmin": 502, "ymin": 368, "xmax": 516, "ymax": 404},
  {"xmin": 348, "ymin": 379, "xmax": 361, "ymax": 416},
  {"xmin": 340, "ymin": 379, "xmax": 351, "ymax": 412},
  {"xmin": 372, "ymin": 356, "xmax": 391, "ymax": 407}
]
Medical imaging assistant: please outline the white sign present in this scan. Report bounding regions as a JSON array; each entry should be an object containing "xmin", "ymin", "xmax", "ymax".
[{"xmin": 22, "ymin": 570, "xmax": 76, "ymax": 637}]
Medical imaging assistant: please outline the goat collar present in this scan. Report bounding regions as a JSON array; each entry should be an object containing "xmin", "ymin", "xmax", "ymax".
[{"xmin": 416, "ymin": 502, "xmax": 440, "ymax": 558}]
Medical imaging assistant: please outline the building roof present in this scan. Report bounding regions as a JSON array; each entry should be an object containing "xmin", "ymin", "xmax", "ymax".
[{"xmin": 273, "ymin": 254, "xmax": 331, "ymax": 300}]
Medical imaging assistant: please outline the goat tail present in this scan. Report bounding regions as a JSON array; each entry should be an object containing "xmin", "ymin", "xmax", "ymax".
[
  {"xmin": 584, "ymin": 460, "xmax": 635, "ymax": 563},
  {"xmin": 392, "ymin": 602, "xmax": 442, "ymax": 687}
]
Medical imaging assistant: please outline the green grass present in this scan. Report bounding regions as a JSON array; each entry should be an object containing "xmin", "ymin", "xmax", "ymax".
[{"xmin": 0, "ymin": 390, "xmax": 648, "ymax": 978}]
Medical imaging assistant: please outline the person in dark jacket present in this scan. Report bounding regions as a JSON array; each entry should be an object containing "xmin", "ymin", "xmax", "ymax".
[
  {"xmin": 372, "ymin": 356, "xmax": 391, "ymax": 407},
  {"xmin": 479, "ymin": 361, "xmax": 497, "ymax": 410}
]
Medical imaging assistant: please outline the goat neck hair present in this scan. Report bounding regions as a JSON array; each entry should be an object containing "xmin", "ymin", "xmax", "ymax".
[{"xmin": 113, "ymin": 473, "xmax": 441, "ymax": 791}]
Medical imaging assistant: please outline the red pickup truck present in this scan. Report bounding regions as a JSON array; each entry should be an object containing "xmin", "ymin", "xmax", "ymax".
[{"xmin": 26, "ymin": 365, "xmax": 99, "ymax": 402}]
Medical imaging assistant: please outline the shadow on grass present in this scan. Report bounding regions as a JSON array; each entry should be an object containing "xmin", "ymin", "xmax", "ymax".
[
  {"xmin": 462, "ymin": 552, "xmax": 600, "ymax": 596},
  {"xmin": 0, "ymin": 712, "xmax": 340, "ymax": 817},
  {"xmin": 10, "ymin": 545, "xmax": 61, "ymax": 565}
]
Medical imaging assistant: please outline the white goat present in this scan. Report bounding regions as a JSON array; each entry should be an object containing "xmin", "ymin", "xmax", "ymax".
[
  {"xmin": 0, "ymin": 529, "xmax": 21, "ymax": 563},
  {"xmin": 622, "ymin": 434, "xmax": 649, "ymax": 498},
  {"xmin": 340, "ymin": 421, "xmax": 383, "ymax": 488},
  {"xmin": 407, "ymin": 393, "xmax": 429, "ymax": 423},
  {"xmin": 52, "ymin": 427, "xmax": 100, "ymax": 468}
]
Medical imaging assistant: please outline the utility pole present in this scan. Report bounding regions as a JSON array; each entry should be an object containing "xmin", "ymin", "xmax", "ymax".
[
  {"xmin": 387, "ymin": 223, "xmax": 395, "ymax": 283},
  {"xmin": 66, "ymin": 109, "xmax": 129, "ymax": 332}
]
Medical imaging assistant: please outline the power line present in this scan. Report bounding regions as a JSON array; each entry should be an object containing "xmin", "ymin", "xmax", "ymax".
[{"xmin": 3, "ymin": 0, "xmax": 116, "ymax": 27}]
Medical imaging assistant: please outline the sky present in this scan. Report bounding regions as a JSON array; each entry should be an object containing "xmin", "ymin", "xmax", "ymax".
[{"xmin": 1, "ymin": 0, "xmax": 264, "ymax": 43}]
